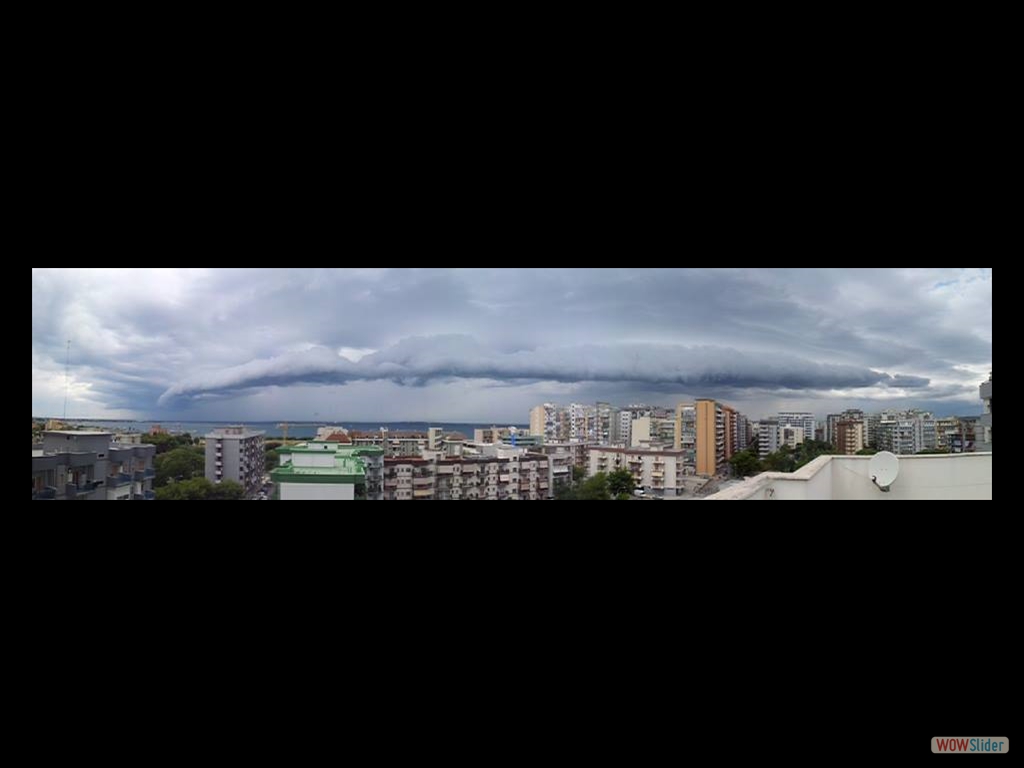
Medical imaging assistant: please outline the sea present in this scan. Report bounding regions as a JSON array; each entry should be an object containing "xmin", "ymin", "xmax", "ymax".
[{"xmin": 52, "ymin": 420, "xmax": 527, "ymax": 440}]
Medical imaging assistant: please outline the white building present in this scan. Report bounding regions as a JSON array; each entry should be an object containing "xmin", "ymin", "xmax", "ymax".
[
  {"xmin": 205, "ymin": 427, "xmax": 266, "ymax": 497},
  {"xmin": 588, "ymin": 447, "xmax": 694, "ymax": 498},
  {"xmin": 980, "ymin": 374, "xmax": 992, "ymax": 450},
  {"xmin": 569, "ymin": 403, "xmax": 596, "ymax": 443},
  {"xmin": 271, "ymin": 442, "xmax": 384, "ymax": 501},
  {"xmin": 758, "ymin": 419, "xmax": 780, "ymax": 457},
  {"xmin": 530, "ymin": 403, "xmax": 566, "ymax": 444},
  {"xmin": 777, "ymin": 413, "xmax": 816, "ymax": 445},
  {"xmin": 383, "ymin": 450, "xmax": 552, "ymax": 500},
  {"xmin": 704, "ymin": 453, "xmax": 991, "ymax": 501},
  {"xmin": 617, "ymin": 410, "xmax": 633, "ymax": 448},
  {"xmin": 779, "ymin": 425, "xmax": 805, "ymax": 450}
]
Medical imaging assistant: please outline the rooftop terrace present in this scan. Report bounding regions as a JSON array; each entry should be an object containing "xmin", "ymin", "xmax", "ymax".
[{"xmin": 704, "ymin": 453, "xmax": 992, "ymax": 501}]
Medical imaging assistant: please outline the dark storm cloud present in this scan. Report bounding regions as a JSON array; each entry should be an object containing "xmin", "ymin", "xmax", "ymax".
[
  {"xmin": 158, "ymin": 336, "xmax": 918, "ymax": 404},
  {"xmin": 32, "ymin": 268, "xmax": 992, "ymax": 420}
]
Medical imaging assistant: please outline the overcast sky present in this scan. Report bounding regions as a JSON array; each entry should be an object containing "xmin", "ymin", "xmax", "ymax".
[{"xmin": 31, "ymin": 268, "xmax": 992, "ymax": 422}]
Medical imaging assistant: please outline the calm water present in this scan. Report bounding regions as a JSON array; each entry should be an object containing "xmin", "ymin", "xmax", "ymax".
[{"xmin": 56, "ymin": 420, "xmax": 527, "ymax": 439}]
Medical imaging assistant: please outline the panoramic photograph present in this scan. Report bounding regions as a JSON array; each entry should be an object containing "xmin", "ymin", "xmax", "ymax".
[{"xmin": 31, "ymin": 267, "xmax": 992, "ymax": 501}]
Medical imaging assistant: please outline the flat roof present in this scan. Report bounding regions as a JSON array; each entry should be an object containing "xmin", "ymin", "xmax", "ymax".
[
  {"xmin": 44, "ymin": 430, "xmax": 113, "ymax": 437},
  {"xmin": 280, "ymin": 443, "xmax": 385, "ymax": 456},
  {"xmin": 270, "ymin": 455, "xmax": 366, "ymax": 485},
  {"xmin": 206, "ymin": 429, "xmax": 265, "ymax": 438}
]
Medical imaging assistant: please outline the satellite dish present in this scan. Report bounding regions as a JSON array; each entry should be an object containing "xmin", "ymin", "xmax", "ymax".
[{"xmin": 869, "ymin": 451, "xmax": 901, "ymax": 492}]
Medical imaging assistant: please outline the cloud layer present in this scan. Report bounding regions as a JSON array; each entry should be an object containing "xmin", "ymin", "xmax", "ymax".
[{"xmin": 32, "ymin": 268, "xmax": 993, "ymax": 421}]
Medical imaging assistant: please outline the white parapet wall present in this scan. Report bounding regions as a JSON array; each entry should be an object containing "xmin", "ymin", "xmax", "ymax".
[{"xmin": 705, "ymin": 453, "xmax": 992, "ymax": 501}]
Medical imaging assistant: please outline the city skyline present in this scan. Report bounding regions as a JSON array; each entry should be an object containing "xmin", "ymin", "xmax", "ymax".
[{"xmin": 32, "ymin": 268, "xmax": 992, "ymax": 422}]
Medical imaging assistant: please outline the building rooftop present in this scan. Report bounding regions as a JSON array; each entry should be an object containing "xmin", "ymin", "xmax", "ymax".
[
  {"xmin": 704, "ymin": 453, "xmax": 992, "ymax": 501},
  {"xmin": 44, "ymin": 430, "xmax": 114, "ymax": 437},
  {"xmin": 206, "ymin": 428, "xmax": 265, "ymax": 439},
  {"xmin": 271, "ymin": 460, "xmax": 365, "ymax": 485},
  {"xmin": 279, "ymin": 443, "xmax": 385, "ymax": 457}
]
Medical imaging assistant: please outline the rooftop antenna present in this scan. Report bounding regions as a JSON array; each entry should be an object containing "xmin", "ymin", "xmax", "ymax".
[
  {"xmin": 869, "ymin": 451, "xmax": 901, "ymax": 493},
  {"xmin": 63, "ymin": 339, "xmax": 71, "ymax": 421}
]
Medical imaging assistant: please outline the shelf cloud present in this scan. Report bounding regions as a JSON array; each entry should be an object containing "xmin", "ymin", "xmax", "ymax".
[{"xmin": 32, "ymin": 267, "xmax": 992, "ymax": 421}]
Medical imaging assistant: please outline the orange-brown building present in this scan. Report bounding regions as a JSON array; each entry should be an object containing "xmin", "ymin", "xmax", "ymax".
[{"xmin": 696, "ymin": 399, "xmax": 725, "ymax": 477}]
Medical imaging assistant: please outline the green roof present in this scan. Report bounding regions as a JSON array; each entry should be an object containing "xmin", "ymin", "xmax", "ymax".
[
  {"xmin": 271, "ymin": 454, "xmax": 367, "ymax": 485},
  {"xmin": 278, "ymin": 443, "xmax": 384, "ymax": 458}
]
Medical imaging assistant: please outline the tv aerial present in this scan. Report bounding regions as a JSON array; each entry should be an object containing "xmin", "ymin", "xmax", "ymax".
[{"xmin": 869, "ymin": 452, "xmax": 901, "ymax": 493}]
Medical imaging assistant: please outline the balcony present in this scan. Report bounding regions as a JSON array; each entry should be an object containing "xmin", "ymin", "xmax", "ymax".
[
  {"xmin": 134, "ymin": 490, "xmax": 157, "ymax": 500},
  {"xmin": 107, "ymin": 473, "xmax": 133, "ymax": 488},
  {"xmin": 65, "ymin": 482, "xmax": 98, "ymax": 497},
  {"xmin": 413, "ymin": 477, "xmax": 434, "ymax": 486},
  {"xmin": 133, "ymin": 468, "xmax": 156, "ymax": 481},
  {"xmin": 32, "ymin": 487, "xmax": 58, "ymax": 500},
  {"xmin": 704, "ymin": 453, "xmax": 992, "ymax": 501}
]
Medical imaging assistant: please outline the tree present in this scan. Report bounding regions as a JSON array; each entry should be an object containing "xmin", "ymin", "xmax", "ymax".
[
  {"xmin": 794, "ymin": 440, "xmax": 837, "ymax": 470},
  {"xmin": 156, "ymin": 478, "xmax": 245, "ymax": 500},
  {"xmin": 730, "ymin": 449, "xmax": 763, "ymax": 478},
  {"xmin": 572, "ymin": 466, "xmax": 587, "ymax": 484},
  {"xmin": 555, "ymin": 484, "xmax": 578, "ymax": 500},
  {"xmin": 616, "ymin": 493, "xmax": 633, "ymax": 501},
  {"xmin": 156, "ymin": 478, "xmax": 212, "ymax": 500},
  {"xmin": 762, "ymin": 447, "xmax": 796, "ymax": 473},
  {"xmin": 155, "ymin": 447, "xmax": 205, "ymax": 488},
  {"xmin": 856, "ymin": 448, "xmax": 878, "ymax": 456},
  {"xmin": 148, "ymin": 433, "xmax": 198, "ymax": 455},
  {"xmin": 208, "ymin": 480, "xmax": 245, "ymax": 500},
  {"xmin": 578, "ymin": 473, "xmax": 611, "ymax": 501},
  {"xmin": 607, "ymin": 469, "xmax": 636, "ymax": 497}
]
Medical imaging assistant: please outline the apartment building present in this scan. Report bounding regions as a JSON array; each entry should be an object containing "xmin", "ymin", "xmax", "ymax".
[
  {"xmin": 32, "ymin": 431, "xmax": 157, "ymax": 500},
  {"xmin": 878, "ymin": 420, "xmax": 920, "ymax": 455},
  {"xmin": 779, "ymin": 425, "xmax": 805, "ymax": 450},
  {"xmin": 696, "ymin": 400, "xmax": 725, "ymax": 477},
  {"xmin": 588, "ymin": 447, "xmax": 693, "ymax": 498},
  {"xmin": 826, "ymin": 410, "xmax": 865, "ymax": 447},
  {"xmin": 835, "ymin": 420, "xmax": 866, "ymax": 455},
  {"xmin": 759, "ymin": 419, "xmax": 780, "ymax": 457},
  {"xmin": 733, "ymin": 413, "xmax": 751, "ymax": 453},
  {"xmin": 351, "ymin": 429, "xmax": 428, "ymax": 457},
  {"xmin": 615, "ymin": 410, "xmax": 632, "ymax": 448},
  {"xmin": 980, "ymin": 373, "xmax": 992, "ymax": 450},
  {"xmin": 205, "ymin": 427, "xmax": 266, "ymax": 497},
  {"xmin": 778, "ymin": 413, "xmax": 816, "ymax": 445},
  {"xmin": 569, "ymin": 403, "xmax": 596, "ymax": 443},
  {"xmin": 382, "ymin": 451, "xmax": 552, "ymax": 500},
  {"xmin": 722, "ymin": 406, "xmax": 738, "ymax": 460},
  {"xmin": 594, "ymin": 402, "xmax": 621, "ymax": 445},
  {"xmin": 535, "ymin": 443, "xmax": 579, "ymax": 491},
  {"xmin": 273, "ymin": 442, "xmax": 385, "ymax": 500},
  {"xmin": 950, "ymin": 416, "xmax": 979, "ymax": 453},
  {"xmin": 530, "ymin": 403, "xmax": 570, "ymax": 444}
]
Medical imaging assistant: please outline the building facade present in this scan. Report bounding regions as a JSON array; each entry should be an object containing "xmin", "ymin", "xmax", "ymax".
[
  {"xmin": 835, "ymin": 421, "xmax": 865, "ymax": 455},
  {"xmin": 32, "ymin": 431, "xmax": 156, "ymax": 501},
  {"xmin": 588, "ymin": 447, "xmax": 694, "ymax": 498},
  {"xmin": 980, "ymin": 373, "xmax": 992, "ymax": 450},
  {"xmin": 779, "ymin": 425, "xmax": 805, "ymax": 450},
  {"xmin": 696, "ymin": 400, "xmax": 725, "ymax": 477},
  {"xmin": 205, "ymin": 427, "xmax": 266, "ymax": 497},
  {"xmin": 270, "ymin": 442, "xmax": 382, "ymax": 501},
  {"xmin": 778, "ymin": 413, "xmax": 816, "ymax": 445},
  {"xmin": 759, "ymin": 419, "xmax": 780, "ymax": 457},
  {"xmin": 382, "ymin": 451, "xmax": 552, "ymax": 501}
]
